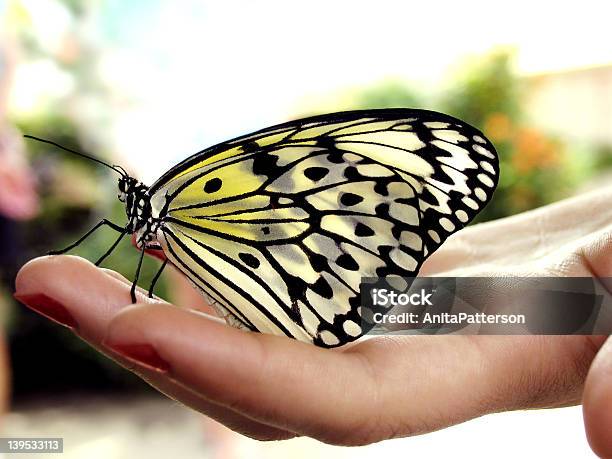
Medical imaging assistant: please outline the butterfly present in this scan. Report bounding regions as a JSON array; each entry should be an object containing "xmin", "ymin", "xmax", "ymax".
[{"xmin": 26, "ymin": 108, "xmax": 499, "ymax": 347}]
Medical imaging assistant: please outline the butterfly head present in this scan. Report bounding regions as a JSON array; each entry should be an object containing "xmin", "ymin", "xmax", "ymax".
[
  {"xmin": 117, "ymin": 176, "xmax": 152, "ymax": 231},
  {"xmin": 117, "ymin": 175, "xmax": 138, "ymax": 203}
]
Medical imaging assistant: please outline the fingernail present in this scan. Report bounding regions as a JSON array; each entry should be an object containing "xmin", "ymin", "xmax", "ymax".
[
  {"xmin": 14, "ymin": 293, "xmax": 78, "ymax": 329},
  {"xmin": 105, "ymin": 343, "xmax": 170, "ymax": 373}
]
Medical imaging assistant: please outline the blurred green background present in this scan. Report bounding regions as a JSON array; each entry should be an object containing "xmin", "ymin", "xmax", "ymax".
[{"xmin": 0, "ymin": 0, "xmax": 610, "ymax": 457}]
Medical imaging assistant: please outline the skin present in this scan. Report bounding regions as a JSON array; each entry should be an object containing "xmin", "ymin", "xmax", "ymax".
[{"xmin": 13, "ymin": 185, "xmax": 612, "ymax": 455}]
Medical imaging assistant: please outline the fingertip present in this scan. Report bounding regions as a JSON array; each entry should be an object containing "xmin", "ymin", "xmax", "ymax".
[
  {"xmin": 103, "ymin": 302, "xmax": 317, "ymax": 391},
  {"xmin": 13, "ymin": 255, "xmax": 160, "ymax": 341},
  {"xmin": 15, "ymin": 255, "xmax": 94, "ymax": 295},
  {"xmin": 583, "ymin": 337, "xmax": 612, "ymax": 458},
  {"xmin": 102, "ymin": 303, "xmax": 228, "ymax": 378}
]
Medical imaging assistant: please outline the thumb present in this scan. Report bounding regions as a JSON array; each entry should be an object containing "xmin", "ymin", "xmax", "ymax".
[
  {"xmin": 583, "ymin": 336, "xmax": 612, "ymax": 458},
  {"xmin": 581, "ymin": 227, "xmax": 612, "ymax": 457}
]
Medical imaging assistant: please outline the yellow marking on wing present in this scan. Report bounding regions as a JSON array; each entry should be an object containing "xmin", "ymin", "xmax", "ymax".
[
  {"xmin": 273, "ymin": 145, "xmax": 324, "ymax": 167},
  {"xmin": 391, "ymin": 121, "xmax": 416, "ymax": 130},
  {"xmin": 289, "ymin": 119, "xmax": 374, "ymax": 140},
  {"xmin": 254, "ymin": 129, "xmax": 295, "ymax": 147},
  {"xmin": 174, "ymin": 194, "xmax": 270, "ymax": 218},
  {"xmin": 168, "ymin": 159, "xmax": 265, "ymax": 210},
  {"xmin": 339, "ymin": 141, "xmax": 434, "ymax": 177},
  {"xmin": 208, "ymin": 206, "xmax": 308, "ymax": 222},
  {"xmin": 339, "ymin": 131, "xmax": 425, "ymax": 150},
  {"xmin": 169, "ymin": 213, "xmax": 310, "ymax": 242},
  {"xmin": 332, "ymin": 119, "xmax": 401, "ymax": 136},
  {"xmin": 169, "ymin": 146, "xmax": 245, "ymax": 184}
]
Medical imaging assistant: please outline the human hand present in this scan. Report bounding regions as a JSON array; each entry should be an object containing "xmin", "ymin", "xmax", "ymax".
[{"xmin": 13, "ymin": 186, "xmax": 612, "ymax": 455}]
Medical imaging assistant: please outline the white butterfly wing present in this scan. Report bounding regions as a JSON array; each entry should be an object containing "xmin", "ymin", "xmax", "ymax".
[{"xmin": 146, "ymin": 109, "xmax": 499, "ymax": 347}]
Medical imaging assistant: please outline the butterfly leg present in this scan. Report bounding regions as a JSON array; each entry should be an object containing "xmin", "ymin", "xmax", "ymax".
[
  {"xmin": 148, "ymin": 258, "xmax": 168, "ymax": 298},
  {"xmin": 49, "ymin": 219, "xmax": 126, "ymax": 256},
  {"xmin": 130, "ymin": 245, "xmax": 146, "ymax": 303},
  {"xmin": 95, "ymin": 229, "xmax": 129, "ymax": 266}
]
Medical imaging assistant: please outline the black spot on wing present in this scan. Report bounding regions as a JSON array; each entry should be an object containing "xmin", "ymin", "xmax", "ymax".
[
  {"xmin": 343, "ymin": 166, "xmax": 360, "ymax": 180},
  {"xmin": 304, "ymin": 166, "xmax": 329, "ymax": 181},
  {"xmin": 241, "ymin": 141, "xmax": 259, "ymax": 153},
  {"xmin": 375, "ymin": 202, "xmax": 390, "ymax": 217},
  {"xmin": 327, "ymin": 152, "xmax": 345, "ymax": 164},
  {"xmin": 419, "ymin": 186, "xmax": 438, "ymax": 206},
  {"xmin": 355, "ymin": 222, "xmax": 375, "ymax": 237},
  {"xmin": 374, "ymin": 181, "xmax": 389, "ymax": 196},
  {"xmin": 336, "ymin": 253, "xmax": 359, "ymax": 271},
  {"xmin": 287, "ymin": 275, "xmax": 307, "ymax": 302},
  {"xmin": 309, "ymin": 252, "xmax": 328, "ymax": 272},
  {"xmin": 339, "ymin": 192, "xmax": 363, "ymax": 207},
  {"xmin": 252, "ymin": 153, "xmax": 279, "ymax": 176},
  {"xmin": 239, "ymin": 252, "xmax": 260, "ymax": 269},
  {"xmin": 204, "ymin": 177, "xmax": 222, "ymax": 193},
  {"xmin": 316, "ymin": 136, "xmax": 336, "ymax": 148},
  {"xmin": 311, "ymin": 276, "xmax": 333, "ymax": 299}
]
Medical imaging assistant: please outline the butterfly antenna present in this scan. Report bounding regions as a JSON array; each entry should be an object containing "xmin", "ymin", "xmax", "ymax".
[
  {"xmin": 23, "ymin": 134, "xmax": 127, "ymax": 177},
  {"xmin": 113, "ymin": 164, "xmax": 129, "ymax": 177}
]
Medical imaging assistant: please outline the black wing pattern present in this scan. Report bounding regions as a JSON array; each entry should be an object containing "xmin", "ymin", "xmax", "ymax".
[{"xmin": 146, "ymin": 109, "xmax": 499, "ymax": 347}]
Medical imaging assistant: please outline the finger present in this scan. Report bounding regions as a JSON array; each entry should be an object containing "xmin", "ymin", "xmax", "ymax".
[
  {"xmin": 103, "ymin": 302, "xmax": 377, "ymax": 445},
  {"xmin": 164, "ymin": 268, "xmax": 218, "ymax": 316},
  {"xmin": 583, "ymin": 336, "xmax": 612, "ymax": 458},
  {"xmin": 581, "ymin": 226, "xmax": 612, "ymax": 291},
  {"xmin": 581, "ymin": 227, "xmax": 612, "ymax": 457},
  {"xmin": 14, "ymin": 255, "xmax": 293, "ymax": 440}
]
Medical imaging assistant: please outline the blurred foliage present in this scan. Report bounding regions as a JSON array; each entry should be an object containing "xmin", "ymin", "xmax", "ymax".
[
  {"xmin": 56, "ymin": 0, "xmax": 88, "ymax": 17},
  {"xmin": 440, "ymin": 51, "xmax": 521, "ymax": 127},
  {"xmin": 438, "ymin": 50, "xmax": 575, "ymax": 220},
  {"xmin": 355, "ymin": 80, "xmax": 423, "ymax": 109},
  {"xmin": 349, "ymin": 50, "xmax": 607, "ymax": 222},
  {"xmin": 593, "ymin": 144, "xmax": 612, "ymax": 170}
]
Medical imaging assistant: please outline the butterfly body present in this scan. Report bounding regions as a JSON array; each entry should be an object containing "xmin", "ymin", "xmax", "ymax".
[{"xmin": 30, "ymin": 108, "xmax": 499, "ymax": 348}]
